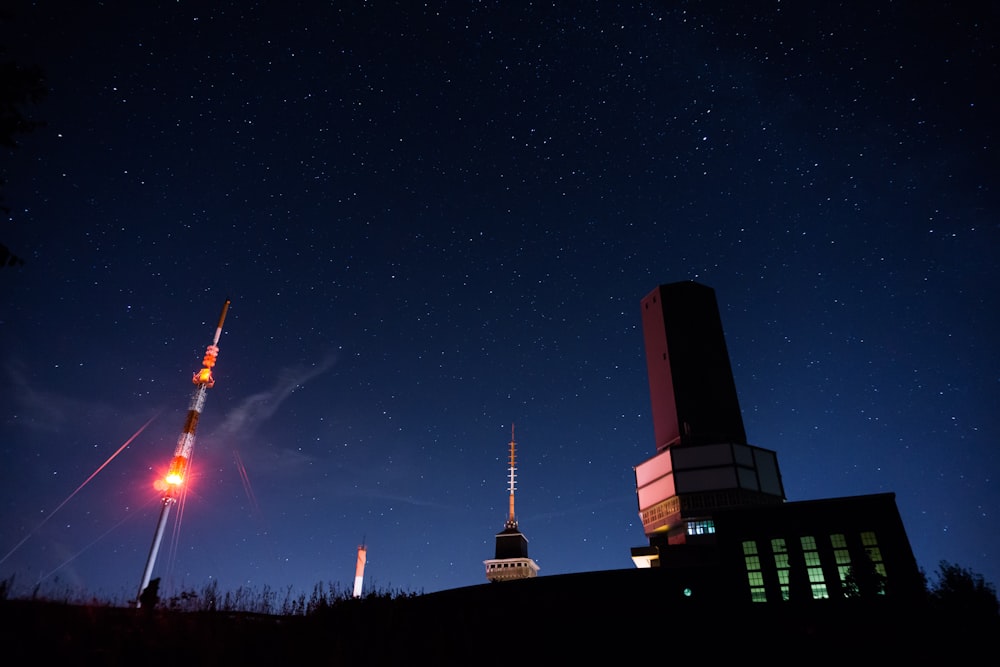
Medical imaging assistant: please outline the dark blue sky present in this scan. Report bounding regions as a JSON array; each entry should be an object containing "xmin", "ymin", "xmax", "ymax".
[{"xmin": 1, "ymin": 1, "xmax": 997, "ymax": 602}]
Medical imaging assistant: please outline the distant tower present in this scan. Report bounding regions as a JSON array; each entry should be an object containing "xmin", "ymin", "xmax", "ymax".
[
  {"xmin": 484, "ymin": 424, "xmax": 539, "ymax": 582},
  {"xmin": 632, "ymin": 282, "xmax": 785, "ymax": 566},
  {"xmin": 353, "ymin": 543, "xmax": 367, "ymax": 598}
]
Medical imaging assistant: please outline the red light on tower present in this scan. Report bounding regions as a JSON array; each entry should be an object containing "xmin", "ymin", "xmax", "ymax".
[{"xmin": 165, "ymin": 455, "xmax": 188, "ymax": 487}]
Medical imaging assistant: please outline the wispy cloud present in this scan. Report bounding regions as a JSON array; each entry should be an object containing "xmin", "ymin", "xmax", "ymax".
[{"xmin": 217, "ymin": 352, "xmax": 338, "ymax": 439}]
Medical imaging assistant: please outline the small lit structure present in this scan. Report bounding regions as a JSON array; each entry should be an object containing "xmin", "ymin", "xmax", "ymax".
[{"xmin": 353, "ymin": 544, "xmax": 367, "ymax": 598}]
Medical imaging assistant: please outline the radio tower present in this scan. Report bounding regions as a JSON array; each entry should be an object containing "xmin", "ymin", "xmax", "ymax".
[
  {"xmin": 136, "ymin": 299, "xmax": 231, "ymax": 607},
  {"xmin": 506, "ymin": 424, "xmax": 517, "ymax": 528},
  {"xmin": 484, "ymin": 424, "xmax": 539, "ymax": 582}
]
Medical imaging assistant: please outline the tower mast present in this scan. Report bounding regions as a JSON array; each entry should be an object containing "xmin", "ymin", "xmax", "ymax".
[
  {"xmin": 484, "ymin": 423, "xmax": 539, "ymax": 582},
  {"xmin": 136, "ymin": 299, "xmax": 231, "ymax": 607},
  {"xmin": 506, "ymin": 423, "xmax": 517, "ymax": 528}
]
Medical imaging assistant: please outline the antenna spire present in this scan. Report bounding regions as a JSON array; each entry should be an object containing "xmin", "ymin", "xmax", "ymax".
[{"xmin": 506, "ymin": 423, "xmax": 517, "ymax": 528}]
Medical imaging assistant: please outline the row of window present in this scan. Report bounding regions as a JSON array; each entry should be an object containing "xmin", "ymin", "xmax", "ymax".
[
  {"xmin": 487, "ymin": 562, "xmax": 531, "ymax": 570},
  {"xmin": 743, "ymin": 532, "xmax": 887, "ymax": 602},
  {"xmin": 687, "ymin": 519, "xmax": 716, "ymax": 535}
]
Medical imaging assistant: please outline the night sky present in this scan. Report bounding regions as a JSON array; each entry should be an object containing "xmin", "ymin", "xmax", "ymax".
[{"xmin": 1, "ymin": 2, "xmax": 997, "ymax": 603}]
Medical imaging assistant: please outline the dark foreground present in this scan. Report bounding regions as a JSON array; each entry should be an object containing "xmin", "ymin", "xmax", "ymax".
[{"xmin": 2, "ymin": 568, "xmax": 994, "ymax": 665}]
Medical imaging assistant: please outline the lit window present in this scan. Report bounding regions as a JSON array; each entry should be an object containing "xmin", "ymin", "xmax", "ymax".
[
  {"xmin": 832, "ymin": 533, "xmax": 853, "ymax": 588},
  {"xmin": 687, "ymin": 520, "xmax": 716, "ymax": 535},
  {"xmin": 772, "ymin": 538, "xmax": 790, "ymax": 601},
  {"xmin": 802, "ymin": 536, "xmax": 828, "ymax": 599},
  {"xmin": 861, "ymin": 531, "xmax": 888, "ymax": 594},
  {"xmin": 743, "ymin": 540, "xmax": 767, "ymax": 603}
]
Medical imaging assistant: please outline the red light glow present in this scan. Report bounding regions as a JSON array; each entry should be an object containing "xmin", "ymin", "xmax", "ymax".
[{"xmin": 163, "ymin": 455, "xmax": 188, "ymax": 488}]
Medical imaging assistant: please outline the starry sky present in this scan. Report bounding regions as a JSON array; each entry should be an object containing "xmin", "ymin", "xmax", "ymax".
[{"xmin": 1, "ymin": 2, "xmax": 997, "ymax": 603}]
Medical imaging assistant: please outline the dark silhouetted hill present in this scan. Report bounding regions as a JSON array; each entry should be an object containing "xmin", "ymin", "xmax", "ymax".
[{"xmin": 2, "ymin": 568, "xmax": 995, "ymax": 665}]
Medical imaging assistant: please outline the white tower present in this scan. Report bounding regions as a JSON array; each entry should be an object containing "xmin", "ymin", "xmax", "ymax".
[{"xmin": 353, "ymin": 543, "xmax": 367, "ymax": 598}]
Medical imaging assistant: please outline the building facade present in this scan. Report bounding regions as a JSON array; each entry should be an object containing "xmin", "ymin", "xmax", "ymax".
[{"xmin": 631, "ymin": 282, "xmax": 923, "ymax": 604}]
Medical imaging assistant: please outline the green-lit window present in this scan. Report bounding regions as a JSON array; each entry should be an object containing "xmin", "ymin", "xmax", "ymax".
[
  {"xmin": 802, "ymin": 536, "xmax": 828, "ymax": 599},
  {"xmin": 861, "ymin": 531, "xmax": 888, "ymax": 592},
  {"xmin": 830, "ymin": 534, "xmax": 853, "ymax": 592},
  {"xmin": 743, "ymin": 540, "xmax": 767, "ymax": 603},
  {"xmin": 808, "ymin": 568, "xmax": 829, "ymax": 599},
  {"xmin": 772, "ymin": 538, "xmax": 790, "ymax": 601}
]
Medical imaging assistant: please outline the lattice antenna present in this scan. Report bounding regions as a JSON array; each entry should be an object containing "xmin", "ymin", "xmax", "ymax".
[
  {"xmin": 136, "ymin": 299, "xmax": 231, "ymax": 608},
  {"xmin": 506, "ymin": 423, "xmax": 517, "ymax": 528}
]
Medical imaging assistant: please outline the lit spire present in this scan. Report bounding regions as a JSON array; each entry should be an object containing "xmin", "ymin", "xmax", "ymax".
[{"xmin": 506, "ymin": 423, "xmax": 517, "ymax": 529}]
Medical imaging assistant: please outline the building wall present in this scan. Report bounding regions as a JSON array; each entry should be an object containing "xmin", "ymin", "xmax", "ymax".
[{"xmin": 712, "ymin": 493, "xmax": 925, "ymax": 604}]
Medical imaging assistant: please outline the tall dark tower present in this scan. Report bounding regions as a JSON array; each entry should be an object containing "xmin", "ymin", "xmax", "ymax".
[
  {"xmin": 632, "ymin": 282, "xmax": 785, "ymax": 566},
  {"xmin": 484, "ymin": 424, "xmax": 539, "ymax": 582},
  {"xmin": 642, "ymin": 281, "xmax": 747, "ymax": 450}
]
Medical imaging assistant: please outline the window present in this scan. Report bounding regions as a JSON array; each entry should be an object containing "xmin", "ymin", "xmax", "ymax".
[
  {"xmin": 801, "ymin": 535, "xmax": 829, "ymax": 599},
  {"xmin": 861, "ymin": 531, "xmax": 888, "ymax": 595},
  {"xmin": 743, "ymin": 540, "xmax": 767, "ymax": 603},
  {"xmin": 687, "ymin": 519, "xmax": 716, "ymax": 535},
  {"xmin": 771, "ymin": 538, "xmax": 790, "ymax": 601},
  {"xmin": 831, "ymin": 533, "xmax": 852, "ymax": 586}
]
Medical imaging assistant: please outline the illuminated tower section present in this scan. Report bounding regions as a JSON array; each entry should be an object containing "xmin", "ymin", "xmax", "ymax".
[
  {"xmin": 136, "ymin": 299, "xmax": 231, "ymax": 606},
  {"xmin": 353, "ymin": 543, "xmax": 367, "ymax": 598},
  {"xmin": 632, "ymin": 283, "xmax": 784, "ymax": 566},
  {"xmin": 484, "ymin": 424, "xmax": 539, "ymax": 582}
]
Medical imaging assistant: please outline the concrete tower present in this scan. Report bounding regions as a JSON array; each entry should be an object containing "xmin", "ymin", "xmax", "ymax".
[{"xmin": 632, "ymin": 282, "xmax": 785, "ymax": 566}]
